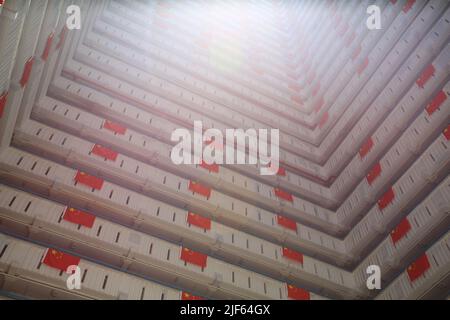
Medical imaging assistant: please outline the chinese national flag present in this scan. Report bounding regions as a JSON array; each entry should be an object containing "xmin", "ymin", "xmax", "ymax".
[
  {"xmin": 63, "ymin": 207, "xmax": 96, "ymax": 228},
  {"xmin": 0, "ymin": 92, "xmax": 7, "ymax": 118},
  {"xmin": 318, "ymin": 112, "xmax": 329, "ymax": 129},
  {"xmin": 425, "ymin": 90, "xmax": 447, "ymax": 116},
  {"xmin": 407, "ymin": 253, "xmax": 430, "ymax": 282},
  {"xmin": 277, "ymin": 215, "xmax": 297, "ymax": 232},
  {"xmin": 103, "ymin": 120, "xmax": 127, "ymax": 135},
  {"xmin": 187, "ymin": 212, "xmax": 211, "ymax": 230},
  {"xmin": 188, "ymin": 181, "xmax": 211, "ymax": 198},
  {"xmin": 180, "ymin": 247, "xmax": 207, "ymax": 268},
  {"xmin": 287, "ymin": 284, "xmax": 310, "ymax": 300},
  {"xmin": 277, "ymin": 167, "xmax": 286, "ymax": 176},
  {"xmin": 42, "ymin": 248, "xmax": 80, "ymax": 271},
  {"xmin": 181, "ymin": 292, "xmax": 204, "ymax": 300},
  {"xmin": 378, "ymin": 187, "xmax": 395, "ymax": 210},
  {"xmin": 91, "ymin": 144, "xmax": 118, "ymax": 161},
  {"xmin": 41, "ymin": 32, "xmax": 54, "ymax": 61},
  {"xmin": 282, "ymin": 247, "xmax": 303, "ymax": 264},
  {"xmin": 359, "ymin": 137, "xmax": 374, "ymax": 159},
  {"xmin": 20, "ymin": 57, "xmax": 34, "ymax": 88},
  {"xmin": 291, "ymin": 95, "xmax": 303, "ymax": 105},
  {"xmin": 274, "ymin": 188, "xmax": 293, "ymax": 202},
  {"xmin": 74, "ymin": 170, "xmax": 104, "ymax": 190},
  {"xmin": 390, "ymin": 217, "xmax": 411, "ymax": 245},
  {"xmin": 443, "ymin": 125, "xmax": 450, "ymax": 141},
  {"xmin": 416, "ymin": 64, "xmax": 435, "ymax": 89},
  {"xmin": 366, "ymin": 162, "xmax": 382, "ymax": 185},
  {"xmin": 200, "ymin": 160, "xmax": 219, "ymax": 173}
]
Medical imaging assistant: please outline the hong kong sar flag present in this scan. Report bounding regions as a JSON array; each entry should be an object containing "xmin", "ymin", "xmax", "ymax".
[{"xmin": 42, "ymin": 248, "xmax": 80, "ymax": 271}]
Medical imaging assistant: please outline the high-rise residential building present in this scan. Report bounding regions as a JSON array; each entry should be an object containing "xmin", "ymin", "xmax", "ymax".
[{"xmin": 0, "ymin": 0, "xmax": 448, "ymax": 301}]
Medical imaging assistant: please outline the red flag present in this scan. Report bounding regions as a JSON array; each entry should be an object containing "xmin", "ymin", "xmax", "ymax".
[
  {"xmin": 282, "ymin": 247, "xmax": 303, "ymax": 264},
  {"xmin": 359, "ymin": 137, "xmax": 374, "ymax": 159},
  {"xmin": 41, "ymin": 32, "xmax": 54, "ymax": 61},
  {"xmin": 277, "ymin": 167, "xmax": 286, "ymax": 176},
  {"xmin": 366, "ymin": 162, "xmax": 382, "ymax": 185},
  {"xmin": 188, "ymin": 181, "xmax": 211, "ymax": 198},
  {"xmin": 318, "ymin": 112, "xmax": 329, "ymax": 128},
  {"xmin": 200, "ymin": 160, "xmax": 219, "ymax": 173},
  {"xmin": 357, "ymin": 57, "xmax": 369, "ymax": 75},
  {"xmin": 187, "ymin": 212, "xmax": 211, "ymax": 230},
  {"xmin": 74, "ymin": 170, "xmax": 104, "ymax": 190},
  {"xmin": 378, "ymin": 187, "xmax": 395, "ymax": 210},
  {"xmin": 426, "ymin": 90, "xmax": 447, "ymax": 116},
  {"xmin": 91, "ymin": 144, "xmax": 118, "ymax": 161},
  {"xmin": 181, "ymin": 292, "xmax": 204, "ymax": 300},
  {"xmin": 291, "ymin": 95, "xmax": 303, "ymax": 105},
  {"xmin": 103, "ymin": 120, "xmax": 127, "ymax": 135},
  {"xmin": 390, "ymin": 217, "xmax": 411, "ymax": 245},
  {"xmin": 416, "ymin": 64, "xmax": 435, "ymax": 89},
  {"xmin": 274, "ymin": 188, "xmax": 293, "ymax": 202},
  {"xmin": 277, "ymin": 215, "xmax": 297, "ymax": 232},
  {"xmin": 407, "ymin": 253, "xmax": 430, "ymax": 282},
  {"xmin": 287, "ymin": 284, "xmax": 310, "ymax": 300},
  {"xmin": 42, "ymin": 248, "xmax": 80, "ymax": 271},
  {"xmin": 403, "ymin": 0, "xmax": 415, "ymax": 13},
  {"xmin": 443, "ymin": 125, "xmax": 450, "ymax": 141},
  {"xmin": 63, "ymin": 207, "xmax": 96, "ymax": 228},
  {"xmin": 20, "ymin": 57, "xmax": 34, "ymax": 88},
  {"xmin": 180, "ymin": 247, "xmax": 207, "ymax": 268},
  {"xmin": 0, "ymin": 92, "xmax": 7, "ymax": 118}
]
